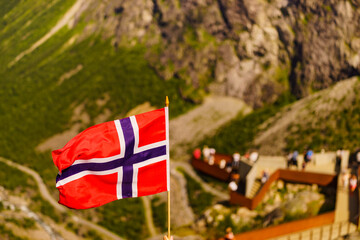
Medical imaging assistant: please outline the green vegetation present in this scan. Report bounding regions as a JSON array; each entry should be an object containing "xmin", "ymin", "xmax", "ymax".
[
  {"xmin": 66, "ymin": 222, "xmax": 80, "ymax": 234},
  {"xmin": 0, "ymin": 0, "xmax": 200, "ymax": 235},
  {"xmin": 194, "ymin": 170, "xmax": 228, "ymax": 192},
  {"xmin": 0, "ymin": 0, "xmax": 77, "ymax": 70},
  {"xmin": 5, "ymin": 217, "xmax": 36, "ymax": 229},
  {"xmin": 30, "ymin": 194, "xmax": 61, "ymax": 223},
  {"xmin": 66, "ymin": 222, "xmax": 103, "ymax": 240},
  {"xmin": 205, "ymin": 207, "xmax": 263, "ymax": 239},
  {"xmin": 0, "ymin": 1, "xmax": 196, "ymax": 191},
  {"xmin": 183, "ymin": 27, "xmax": 216, "ymax": 50},
  {"xmin": 1, "ymin": 0, "xmax": 355, "ymax": 238},
  {"xmin": 199, "ymin": 93, "xmax": 295, "ymax": 154},
  {"xmin": 286, "ymin": 83, "xmax": 360, "ymax": 152},
  {"xmin": 0, "ymin": 162, "xmax": 36, "ymax": 192},
  {"xmin": 177, "ymin": 167, "xmax": 214, "ymax": 215},
  {"xmin": 207, "ymin": 182, "xmax": 335, "ymax": 238},
  {"xmin": 98, "ymin": 198, "xmax": 148, "ymax": 239},
  {"xmin": 322, "ymin": 5, "xmax": 332, "ymax": 13},
  {"xmin": 274, "ymin": 66, "xmax": 290, "ymax": 87},
  {"xmin": 301, "ymin": 13, "xmax": 314, "ymax": 25},
  {"xmin": 151, "ymin": 196, "xmax": 167, "ymax": 233},
  {"xmin": 84, "ymin": 229, "xmax": 103, "ymax": 240},
  {"xmin": 0, "ymin": 160, "xmax": 62, "ymax": 229},
  {"xmin": 0, "ymin": 223, "xmax": 28, "ymax": 240}
]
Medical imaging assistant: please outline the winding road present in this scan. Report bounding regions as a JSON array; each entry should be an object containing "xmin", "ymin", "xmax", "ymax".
[
  {"xmin": 172, "ymin": 161, "xmax": 229, "ymax": 201},
  {"xmin": 0, "ymin": 157, "xmax": 123, "ymax": 240},
  {"xmin": 0, "ymin": 156, "xmax": 227, "ymax": 240}
]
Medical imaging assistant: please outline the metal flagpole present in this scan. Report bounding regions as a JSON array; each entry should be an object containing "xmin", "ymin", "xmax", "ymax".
[{"xmin": 165, "ymin": 96, "xmax": 171, "ymax": 240}]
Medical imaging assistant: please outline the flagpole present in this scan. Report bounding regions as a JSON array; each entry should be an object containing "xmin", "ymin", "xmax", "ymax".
[{"xmin": 165, "ymin": 96, "xmax": 171, "ymax": 240}]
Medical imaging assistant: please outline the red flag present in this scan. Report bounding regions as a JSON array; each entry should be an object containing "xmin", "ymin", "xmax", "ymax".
[{"xmin": 52, "ymin": 108, "xmax": 170, "ymax": 209}]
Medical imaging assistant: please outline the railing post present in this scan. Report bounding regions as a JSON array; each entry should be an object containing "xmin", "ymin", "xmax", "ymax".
[
  {"xmin": 329, "ymin": 224, "xmax": 333, "ymax": 240},
  {"xmin": 319, "ymin": 226, "xmax": 323, "ymax": 240},
  {"xmin": 338, "ymin": 222, "xmax": 342, "ymax": 237},
  {"xmin": 310, "ymin": 229, "xmax": 313, "ymax": 240}
]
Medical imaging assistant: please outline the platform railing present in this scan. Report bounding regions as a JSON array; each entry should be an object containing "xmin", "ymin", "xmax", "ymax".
[
  {"xmin": 230, "ymin": 169, "xmax": 337, "ymax": 209},
  {"xmin": 279, "ymin": 217, "xmax": 359, "ymax": 240}
]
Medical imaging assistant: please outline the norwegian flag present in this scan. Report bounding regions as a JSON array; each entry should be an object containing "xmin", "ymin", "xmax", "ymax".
[{"xmin": 52, "ymin": 108, "xmax": 170, "ymax": 209}]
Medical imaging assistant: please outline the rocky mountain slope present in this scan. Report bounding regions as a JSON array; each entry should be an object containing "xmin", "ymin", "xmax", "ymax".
[
  {"xmin": 70, "ymin": 0, "xmax": 360, "ymax": 107},
  {"xmin": 7, "ymin": 0, "xmax": 359, "ymax": 108}
]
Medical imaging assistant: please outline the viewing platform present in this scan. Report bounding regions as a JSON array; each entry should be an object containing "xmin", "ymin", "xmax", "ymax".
[
  {"xmin": 191, "ymin": 150, "xmax": 360, "ymax": 239},
  {"xmin": 191, "ymin": 154, "xmax": 232, "ymax": 181}
]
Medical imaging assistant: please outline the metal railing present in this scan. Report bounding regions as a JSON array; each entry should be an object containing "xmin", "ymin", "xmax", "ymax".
[{"xmin": 282, "ymin": 217, "xmax": 359, "ymax": 240}]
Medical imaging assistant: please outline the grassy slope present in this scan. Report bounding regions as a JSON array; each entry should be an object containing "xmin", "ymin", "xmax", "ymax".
[
  {"xmin": 0, "ymin": 1, "xmax": 195, "ymax": 239},
  {"xmin": 203, "ymin": 77, "xmax": 360, "ymax": 155},
  {"xmin": 199, "ymin": 93, "xmax": 295, "ymax": 155},
  {"xmin": 284, "ymin": 77, "xmax": 360, "ymax": 152}
]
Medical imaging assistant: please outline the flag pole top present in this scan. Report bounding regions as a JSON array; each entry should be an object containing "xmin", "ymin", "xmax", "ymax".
[{"xmin": 165, "ymin": 96, "xmax": 169, "ymax": 107}]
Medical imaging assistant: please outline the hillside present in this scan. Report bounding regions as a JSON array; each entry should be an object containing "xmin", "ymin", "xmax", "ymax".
[
  {"xmin": 254, "ymin": 76, "xmax": 360, "ymax": 154},
  {"xmin": 0, "ymin": 0, "xmax": 360, "ymax": 239},
  {"xmin": 0, "ymin": 1, "xmax": 191, "ymax": 239},
  {"xmin": 201, "ymin": 77, "xmax": 360, "ymax": 156}
]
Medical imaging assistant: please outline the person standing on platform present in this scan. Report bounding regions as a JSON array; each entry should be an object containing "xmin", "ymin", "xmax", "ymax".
[
  {"xmin": 228, "ymin": 173, "xmax": 240, "ymax": 191},
  {"xmin": 341, "ymin": 169, "xmax": 350, "ymax": 190},
  {"xmin": 232, "ymin": 152, "xmax": 241, "ymax": 172},
  {"xmin": 336, "ymin": 148, "xmax": 343, "ymax": 166},
  {"xmin": 287, "ymin": 152, "xmax": 293, "ymax": 168},
  {"xmin": 304, "ymin": 149, "xmax": 313, "ymax": 164},
  {"xmin": 209, "ymin": 148, "xmax": 216, "ymax": 165},
  {"xmin": 193, "ymin": 148, "xmax": 201, "ymax": 160},
  {"xmin": 224, "ymin": 227, "xmax": 234, "ymax": 240},
  {"xmin": 261, "ymin": 170, "xmax": 269, "ymax": 184},
  {"xmin": 292, "ymin": 151, "xmax": 299, "ymax": 168},
  {"xmin": 202, "ymin": 146, "xmax": 210, "ymax": 162},
  {"xmin": 349, "ymin": 174, "xmax": 357, "ymax": 192},
  {"xmin": 249, "ymin": 151, "xmax": 259, "ymax": 163}
]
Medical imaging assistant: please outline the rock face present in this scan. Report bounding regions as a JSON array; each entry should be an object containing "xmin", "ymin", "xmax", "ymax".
[{"xmin": 74, "ymin": 0, "xmax": 360, "ymax": 107}]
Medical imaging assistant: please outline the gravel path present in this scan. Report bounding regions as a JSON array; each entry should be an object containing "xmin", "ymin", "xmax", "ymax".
[
  {"xmin": 172, "ymin": 161, "xmax": 228, "ymax": 201},
  {"xmin": 166, "ymin": 160, "xmax": 229, "ymax": 231},
  {"xmin": 142, "ymin": 196, "xmax": 157, "ymax": 237},
  {"xmin": 169, "ymin": 167, "xmax": 195, "ymax": 227}
]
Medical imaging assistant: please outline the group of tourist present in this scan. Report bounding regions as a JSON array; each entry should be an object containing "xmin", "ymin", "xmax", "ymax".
[
  {"xmin": 341, "ymin": 169, "xmax": 358, "ymax": 192},
  {"xmin": 286, "ymin": 148, "xmax": 359, "ymax": 192},
  {"xmin": 193, "ymin": 146, "xmax": 259, "ymax": 169},
  {"xmin": 227, "ymin": 152, "xmax": 242, "ymax": 193},
  {"xmin": 286, "ymin": 149, "xmax": 313, "ymax": 170},
  {"xmin": 243, "ymin": 151, "xmax": 260, "ymax": 164},
  {"xmin": 340, "ymin": 149, "xmax": 360, "ymax": 193},
  {"xmin": 192, "ymin": 146, "xmax": 217, "ymax": 164},
  {"xmin": 193, "ymin": 146, "xmax": 261, "ymax": 194}
]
